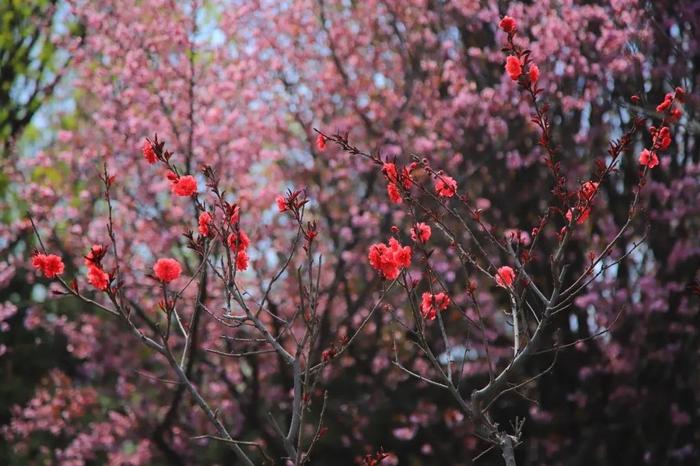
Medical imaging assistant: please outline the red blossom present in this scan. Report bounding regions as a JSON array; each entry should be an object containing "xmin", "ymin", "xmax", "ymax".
[
  {"xmin": 227, "ymin": 230, "xmax": 250, "ymax": 253},
  {"xmin": 656, "ymin": 93, "xmax": 673, "ymax": 113},
  {"xmin": 434, "ymin": 175, "xmax": 457, "ymax": 198},
  {"xmin": 171, "ymin": 175, "xmax": 197, "ymax": 197},
  {"xmin": 368, "ymin": 237, "xmax": 412, "ymax": 280},
  {"xmin": 528, "ymin": 64, "xmax": 540, "ymax": 83},
  {"xmin": 651, "ymin": 126, "xmax": 672, "ymax": 150},
  {"xmin": 153, "ymin": 258, "xmax": 182, "ymax": 283},
  {"xmin": 410, "ymin": 223, "xmax": 432, "ymax": 243},
  {"xmin": 316, "ymin": 134, "xmax": 326, "ymax": 150},
  {"xmin": 656, "ymin": 99, "xmax": 671, "ymax": 113},
  {"xmin": 142, "ymin": 140, "xmax": 157, "ymax": 164},
  {"xmin": 227, "ymin": 229, "xmax": 251, "ymax": 270},
  {"xmin": 31, "ymin": 253, "xmax": 65, "ymax": 278},
  {"xmin": 84, "ymin": 244, "xmax": 107, "ymax": 267},
  {"xmin": 505, "ymin": 56, "xmax": 522, "ymax": 81},
  {"xmin": 387, "ymin": 182, "xmax": 402, "ymax": 203},
  {"xmin": 382, "ymin": 162, "xmax": 412, "ymax": 189},
  {"xmin": 198, "ymin": 211, "xmax": 212, "ymax": 236},
  {"xmin": 420, "ymin": 292, "xmax": 450, "ymax": 320},
  {"xmin": 639, "ymin": 149, "xmax": 659, "ymax": 169},
  {"xmin": 498, "ymin": 15, "xmax": 516, "ymax": 34},
  {"xmin": 495, "ymin": 266, "xmax": 515, "ymax": 288},
  {"xmin": 87, "ymin": 265, "xmax": 109, "ymax": 291},
  {"xmin": 276, "ymin": 195, "xmax": 288, "ymax": 212},
  {"xmin": 382, "ymin": 162, "xmax": 398, "ymax": 182},
  {"xmin": 235, "ymin": 250, "xmax": 249, "ymax": 271}
]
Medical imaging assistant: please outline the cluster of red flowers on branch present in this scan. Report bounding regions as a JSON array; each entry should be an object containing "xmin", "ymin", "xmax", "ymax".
[
  {"xmin": 639, "ymin": 88, "xmax": 683, "ymax": 169},
  {"xmin": 27, "ymin": 107, "xmax": 335, "ymax": 465},
  {"xmin": 227, "ymin": 229, "xmax": 250, "ymax": 271},
  {"xmin": 420, "ymin": 292, "xmax": 450, "ymax": 321},
  {"xmin": 368, "ymin": 237, "xmax": 412, "ymax": 280},
  {"xmin": 564, "ymin": 181, "xmax": 599, "ymax": 225},
  {"xmin": 144, "ymin": 135, "xmax": 198, "ymax": 197},
  {"xmin": 32, "ymin": 135, "xmax": 287, "ymax": 297},
  {"xmin": 144, "ymin": 135, "xmax": 255, "ymax": 271},
  {"xmin": 22, "ymin": 7, "xmax": 693, "ymax": 463},
  {"xmin": 198, "ymin": 211, "xmax": 212, "ymax": 236},
  {"xmin": 31, "ymin": 253, "xmax": 65, "ymax": 278},
  {"xmin": 500, "ymin": 16, "xmax": 539, "ymax": 86},
  {"xmin": 84, "ymin": 244, "xmax": 110, "ymax": 291},
  {"xmin": 379, "ymin": 159, "xmax": 462, "ymax": 204},
  {"xmin": 382, "ymin": 162, "xmax": 413, "ymax": 204}
]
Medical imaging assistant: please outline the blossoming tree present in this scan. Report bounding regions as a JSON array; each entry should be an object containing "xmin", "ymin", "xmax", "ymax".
[{"xmin": 2, "ymin": 0, "xmax": 698, "ymax": 464}]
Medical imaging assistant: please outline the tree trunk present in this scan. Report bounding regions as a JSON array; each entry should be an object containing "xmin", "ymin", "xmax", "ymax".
[{"xmin": 500, "ymin": 435, "xmax": 517, "ymax": 466}]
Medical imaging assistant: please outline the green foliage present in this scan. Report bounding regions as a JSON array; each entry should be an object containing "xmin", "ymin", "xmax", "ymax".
[{"xmin": 0, "ymin": 0, "xmax": 81, "ymax": 155}]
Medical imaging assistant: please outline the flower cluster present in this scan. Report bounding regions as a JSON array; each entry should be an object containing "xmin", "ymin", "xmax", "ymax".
[
  {"xmin": 639, "ymin": 89, "xmax": 683, "ymax": 169},
  {"xmin": 227, "ymin": 229, "xmax": 250, "ymax": 271},
  {"xmin": 420, "ymin": 292, "xmax": 450, "ymax": 321},
  {"xmin": 368, "ymin": 238, "xmax": 412, "ymax": 280},
  {"xmin": 565, "ymin": 180, "xmax": 600, "ymax": 225},
  {"xmin": 142, "ymin": 141, "xmax": 157, "ymax": 164},
  {"xmin": 87, "ymin": 265, "xmax": 109, "ymax": 291},
  {"xmin": 143, "ymin": 135, "xmax": 198, "ymax": 197},
  {"xmin": 501, "ymin": 16, "xmax": 540, "ymax": 87},
  {"xmin": 656, "ymin": 89, "xmax": 684, "ymax": 121},
  {"xmin": 198, "ymin": 211, "xmax": 212, "ymax": 237},
  {"xmin": 31, "ymin": 253, "xmax": 65, "ymax": 278},
  {"xmin": 84, "ymin": 245, "xmax": 110, "ymax": 291},
  {"xmin": 382, "ymin": 162, "xmax": 413, "ymax": 204}
]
